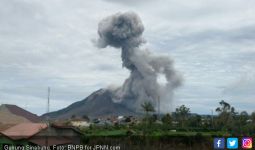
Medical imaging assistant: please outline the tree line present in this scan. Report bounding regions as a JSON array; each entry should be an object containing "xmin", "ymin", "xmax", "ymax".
[{"xmin": 141, "ymin": 100, "xmax": 255, "ymax": 135}]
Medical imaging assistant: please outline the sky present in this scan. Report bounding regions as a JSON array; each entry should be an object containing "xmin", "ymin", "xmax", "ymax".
[{"xmin": 0, "ymin": 0, "xmax": 255, "ymax": 115}]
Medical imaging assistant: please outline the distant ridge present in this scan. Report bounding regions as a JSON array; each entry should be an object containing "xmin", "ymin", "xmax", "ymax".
[
  {"xmin": 42, "ymin": 89, "xmax": 139, "ymax": 119},
  {"xmin": 0, "ymin": 104, "xmax": 41, "ymax": 124}
]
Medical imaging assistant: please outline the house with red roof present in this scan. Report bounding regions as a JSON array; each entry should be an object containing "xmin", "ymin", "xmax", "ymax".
[
  {"xmin": 0, "ymin": 104, "xmax": 41, "ymax": 125},
  {"xmin": 0, "ymin": 123, "xmax": 82, "ymax": 147}
]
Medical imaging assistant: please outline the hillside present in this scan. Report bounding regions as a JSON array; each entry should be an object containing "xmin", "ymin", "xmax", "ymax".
[{"xmin": 42, "ymin": 89, "xmax": 139, "ymax": 119}]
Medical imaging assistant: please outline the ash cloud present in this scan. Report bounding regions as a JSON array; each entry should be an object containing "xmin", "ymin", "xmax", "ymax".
[{"xmin": 95, "ymin": 12, "xmax": 182, "ymax": 111}]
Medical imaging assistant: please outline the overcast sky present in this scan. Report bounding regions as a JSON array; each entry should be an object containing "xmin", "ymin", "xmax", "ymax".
[{"xmin": 0, "ymin": 0, "xmax": 255, "ymax": 115}]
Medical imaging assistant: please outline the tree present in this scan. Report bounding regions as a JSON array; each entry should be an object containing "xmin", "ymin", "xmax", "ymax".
[
  {"xmin": 215, "ymin": 100, "xmax": 237, "ymax": 131},
  {"xmin": 175, "ymin": 105, "xmax": 190, "ymax": 128},
  {"xmin": 149, "ymin": 114, "xmax": 158, "ymax": 123},
  {"xmin": 251, "ymin": 112, "xmax": 255, "ymax": 124},
  {"xmin": 239, "ymin": 111, "xmax": 249, "ymax": 125},
  {"xmin": 162, "ymin": 113, "xmax": 172, "ymax": 125},
  {"xmin": 187, "ymin": 114, "xmax": 202, "ymax": 128},
  {"xmin": 216, "ymin": 100, "xmax": 231, "ymax": 113},
  {"xmin": 141, "ymin": 101, "xmax": 155, "ymax": 115},
  {"xmin": 141, "ymin": 101, "xmax": 155, "ymax": 124}
]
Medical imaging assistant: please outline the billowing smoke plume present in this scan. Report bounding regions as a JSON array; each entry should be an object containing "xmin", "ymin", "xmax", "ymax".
[{"xmin": 95, "ymin": 12, "xmax": 182, "ymax": 111}]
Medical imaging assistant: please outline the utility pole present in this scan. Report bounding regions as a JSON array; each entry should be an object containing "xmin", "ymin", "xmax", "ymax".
[
  {"xmin": 46, "ymin": 86, "xmax": 50, "ymax": 147},
  {"xmin": 211, "ymin": 109, "xmax": 214, "ymax": 129},
  {"xmin": 158, "ymin": 96, "xmax": 160, "ymax": 120},
  {"xmin": 47, "ymin": 87, "xmax": 50, "ymax": 113}
]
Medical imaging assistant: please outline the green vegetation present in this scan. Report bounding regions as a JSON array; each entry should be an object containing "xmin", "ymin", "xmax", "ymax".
[
  {"xmin": 175, "ymin": 105, "xmax": 190, "ymax": 128},
  {"xmin": 214, "ymin": 100, "xmax": 255, "ymax": 136},
  {"xmin": 81, "ymin": 100, "xmax": 255, "ymax": 138},
  {"xmin": 0, "ymin": 137, "xmax": 29, "ymax": 147},
  {"xmin": 81, "ymin": 124, "xmax": 227, "ymax": 137}
]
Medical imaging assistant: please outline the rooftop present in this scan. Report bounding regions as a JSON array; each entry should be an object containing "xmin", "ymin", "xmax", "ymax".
[{"xmin": 1, "ymin": 123, "xmax": 47, "ymax": 140}]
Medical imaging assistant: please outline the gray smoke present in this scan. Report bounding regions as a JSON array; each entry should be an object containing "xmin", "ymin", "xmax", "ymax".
[{"xmin": 95, "ymin": 12, "xmax": 182, "ymax": 111}]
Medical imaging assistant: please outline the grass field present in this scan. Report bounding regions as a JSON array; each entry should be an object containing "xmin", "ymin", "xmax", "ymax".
[
  {"xmin": 82, "ymin": 125, "xmax": 228, "ymax": 137},
  {"xmin": 80, "ymin": 127, "xmax": 218, "ymax": 150}
]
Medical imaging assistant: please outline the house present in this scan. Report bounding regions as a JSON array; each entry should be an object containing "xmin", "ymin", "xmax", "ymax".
[
  {"xmin": 0, "ymin": 123, "xmax": 13, "ymax": 132},
  {"xmin": 70, "ymin": 118, "xmax": 90, "ymax": 127},
  {"xmin": 0, "ymin": 123, "xmax": 47, "ymax": 147},
  {"xmin": 0, "ymin": 123, "xmax": 82, "ymax": 147},
  {"xmin": 0, "ymin": 104, "xmax": 41, "ymax": 124},
  {"xmin": 91, "ymin": 115, "xmax": 138, "ymax": 126},
  {"xmin": 117, "ymin": 115, "xmax": 137, "ymax": 125}
]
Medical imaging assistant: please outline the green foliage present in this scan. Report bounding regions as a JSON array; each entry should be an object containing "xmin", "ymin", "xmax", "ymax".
[
  {"xmin": 215, "ymin": 100, "xmax": 237, "ymax": 130},
  {"xmin": 213, "ymin": 100, "xmax": 255, "ymax": 136},
  {"xmin": 187, "ymin": 115, "xmax": 202, "ymax": 128},
  {"xmin": 141, "ymin": 101, "xmax": 156, "ymax": 133},
  {"xmin": 251, "ymin": 112, "xmax": 255, "ymax": 124},
  {"xmin": 216, "ymin": 100, "xmax": 231, "ymax": 113},
  {"xmin": 161, "ymin": 113, "xmax": 172, "ymax": 126},
  {"xmin": 82, "ymin": 100, "xmax": 255, "ymax": 138},
  {"xmin": 175, "ymin": 105, "xmax": 190, "ymax": 128},
  {"xmin": 141, "ymin": 101, "xmax": 155, "ymax": 114}
]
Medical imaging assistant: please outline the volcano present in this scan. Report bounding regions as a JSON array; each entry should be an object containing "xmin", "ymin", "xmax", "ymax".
[
  {"xmin": 42, "ymin": 89, "xmax": 139, "ymax": 119},
  {"xmin": 43, "ymin": 12, "xmax": 181, "ymax": 120}
]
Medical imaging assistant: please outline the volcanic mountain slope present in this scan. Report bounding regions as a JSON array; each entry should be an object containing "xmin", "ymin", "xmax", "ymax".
[
  {"xmin": 42, "ymin": 89, "xmax": 139, "ymax": 119},
  {"xmin": 0, "ymin": 104, "xmax": 41, "ymax": 124}
]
